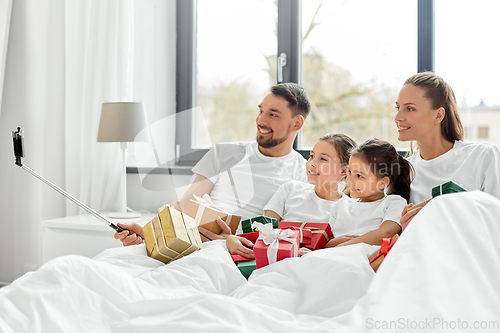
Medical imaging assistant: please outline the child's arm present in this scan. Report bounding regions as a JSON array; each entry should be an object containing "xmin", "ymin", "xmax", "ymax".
[
  {"xmin": 226, "ymin": 235, "xmax": 255, "ymax": 259},
  {"xmin": 264, "ymin": 210, "xmax": 282, "ymax": 221},
  {"xmin": 325, "ymin": 235, "xmax": 359, "ymax": 248},
  {"xmin": 336, "ymin": 220, "xmax": 401, "ymax": 247}
]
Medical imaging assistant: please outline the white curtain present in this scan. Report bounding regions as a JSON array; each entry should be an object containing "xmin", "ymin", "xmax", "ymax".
[{"xmin": 0, "ymin": 0, "xmax": 170, "ymax": 283}]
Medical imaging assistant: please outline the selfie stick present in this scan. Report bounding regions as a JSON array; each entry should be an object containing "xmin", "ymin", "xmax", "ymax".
[{"xmin": 12, "ymin": 127, "xmax": 126, "ymax": 233}]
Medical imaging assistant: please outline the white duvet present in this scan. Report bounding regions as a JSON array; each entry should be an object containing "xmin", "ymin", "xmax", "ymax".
[{"xmin": 1, "ymin": 191, "xmax": 500, "ymax": 333}]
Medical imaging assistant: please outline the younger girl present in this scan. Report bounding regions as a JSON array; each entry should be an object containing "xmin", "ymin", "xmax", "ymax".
[
  {"xmin": 227, "ymin": 133, "xmax": 357, "ymax": 258},
  {"xmin": 325, "ymin": 138, "xmax": 413, "ymax": 248}
]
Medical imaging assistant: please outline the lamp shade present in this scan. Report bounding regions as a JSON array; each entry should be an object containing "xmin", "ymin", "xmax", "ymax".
[{"xmin": 97, "ymin": 102, "xmax": 151, "ymax": 142}]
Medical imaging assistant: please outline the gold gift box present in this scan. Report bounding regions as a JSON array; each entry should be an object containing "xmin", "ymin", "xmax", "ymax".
[
  {"xmin": 185, "ymin": 199, "xmax": 241, "ymax": 235},
  {"xmin": 143, "ymin": 206, "xmax": 203, "ymax": 264}
]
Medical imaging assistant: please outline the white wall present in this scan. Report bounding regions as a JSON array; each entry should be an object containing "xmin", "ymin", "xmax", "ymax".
[{"xmin": 0, "ymin": 0, "xmax": 177, "ymax": 284}]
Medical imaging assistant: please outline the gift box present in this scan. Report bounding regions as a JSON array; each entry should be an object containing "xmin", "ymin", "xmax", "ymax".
[
  {"xmin": 231, "ymin": 254, "xmax": 257, "ymax": 279},
  {"xmin": 241, "ymin": 215, "xmax": 278, "ymax": 234},
  {"xmin": 185, "ymin": 194, "xmax": 241, "ymax": 235},
  {"xmin": 237, "ymin": 260, "xmax": 256, "ymax": 279},
  {"xmin": 368, "ymin": 234, "xmax": 399, "ymax": 272},
  {"xmin": 408, "ymin": 181, "xmax": 467, "ymax": 212},
  {"xmin": 252, "ymin": 222, "xmax": 300, "ymax": 269},
  {"xmin": 431, "ymin": 181, "xmax": 467, "ymax": 197},
  {"xmin": 278, "ymin": 225, "xmax": 312, "ymax": 247},
  {"xmin": 143, "ymin": 206, "xmax": 203, "ymax": 264},
  {"xmin": 235, "ymin": 231, "xmax": 259, "ymax": 243},
  {"xmin": 277, "ymin": 221, "xmax": 332, "ymax": 250}
]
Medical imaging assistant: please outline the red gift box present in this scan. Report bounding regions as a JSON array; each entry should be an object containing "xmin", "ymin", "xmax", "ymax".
[
  {"xmin": 278, "ymin": 222, "xmax": 332, "ymax": 250},
  {"xmin": 253, "ymin": 228, "xmax": 300, "ymax": 269},
  {"xmin": 235, "ymin": 231, "xmax": 259, "ymax": 244},
  {"xmin": 278, "ymin": 226, "xmax": 312, "ymax": 246}
]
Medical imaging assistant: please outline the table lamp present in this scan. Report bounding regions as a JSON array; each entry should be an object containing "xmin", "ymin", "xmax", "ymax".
[{"xmin": 97, "ymin": 102, "xmax": 151, "ymax": 219}]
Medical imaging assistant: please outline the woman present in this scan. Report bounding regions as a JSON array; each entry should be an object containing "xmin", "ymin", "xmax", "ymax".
[{"xmin": 395, "ymin": 72, "xmax": 500, "ymax": 229}]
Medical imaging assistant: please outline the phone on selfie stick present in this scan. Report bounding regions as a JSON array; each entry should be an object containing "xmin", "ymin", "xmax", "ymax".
[{"xmin": 12, "ymin": 127, "xmax": 126, "ymax": 233}]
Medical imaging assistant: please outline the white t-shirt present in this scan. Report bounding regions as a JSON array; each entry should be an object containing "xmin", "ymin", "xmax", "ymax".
[
  {"xmin": 409, "ymin": 141, "xmax": 500, "ymax": 203},
  {"xmin": 192, "ymin": 141, "xmax": 307, "ymax": 223},
  {"xmin": 263, "ymin": 180, "xmax": 339, "ymax": 223},
  {"xmin": 328, "ymin": 194, "xmax": 407, "ymax": 237}
]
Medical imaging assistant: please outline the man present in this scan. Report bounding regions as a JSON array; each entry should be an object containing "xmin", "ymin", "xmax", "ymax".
[{"xmin": 115, "ymin": 82, "xmax": 311, "ymax": 245}]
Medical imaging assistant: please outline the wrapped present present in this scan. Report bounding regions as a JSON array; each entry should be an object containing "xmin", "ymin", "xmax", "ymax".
[
  {"xmin": 143, "ymin": 206, "xmax": 203, "ymax": 264},
  {"xmin": 185, "ymin": 194, "xmax": 241, "ymax": 235},
  {"xmin": 278, "ymin": 221, "xmax": 332, "ymax": 250},
  {"xmin": 252, "ymin": 222, "xmax": 300, "ymax": 269},
  {"xmin": 277, "ymin": 225, "xmax": 312, "ymax": 247},
  {"xmin": 235, "ymin": 231, "xmax": 259, "ymax": 243},
  {"xmin": 241, "ymin": 215, "xmax": 278, "ymax": 234},
  {"xmin": 431, "ymin": 181, "xmax": 467, "ymax": 197},
  {"xmin": 368, "ymin": 234, "xmax": 399, "ymax": 272},
  {"xmin": 231, "ymin": 254, "xmax": 257, "ymax": 279},
  {"xmin": 408, "ymin": 181, "xmax": 467, "ymax": 212},
  {"xmin": 237, "ymin": 260, "xmax": 256, "ymax": 279}
]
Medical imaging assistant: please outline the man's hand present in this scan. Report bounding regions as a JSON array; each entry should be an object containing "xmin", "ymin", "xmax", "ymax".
[
  {"xmin": 226, "ymin": 235, "xmax": 254, "ymax": 259},
  {"xmin": 400, "ymin": 204, "xmax": 422, "ymax": 232},
  {"xmin": 114, "ymin": 222, "xmax": 144, "ymax": 246},
  {"xmin": 198, "ymin": 216, "xmax": 232, "ymax": 242}
]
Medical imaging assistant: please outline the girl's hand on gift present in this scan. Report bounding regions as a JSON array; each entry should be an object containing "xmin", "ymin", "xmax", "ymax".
[
  {"xmin": 114, "ymin": 223, "xmax": 144, "ymax": 246},
  {"xmin": 199, "ymin": 216, "xmax": 232, "ymax": 242},
  {"xmin": 400, "ymin": 204, "xmax": 422, "ymax": 232},
  {"xmin": 226, "ymin": 235, "xmax": 254, "ymax": 259},
  {"xmin": 299, "ymin": 247, "xmax": 311, "ymax": 256},
  {"xmin": 325, "ymin": 235, "xmax": 358, "ymax": 248}
]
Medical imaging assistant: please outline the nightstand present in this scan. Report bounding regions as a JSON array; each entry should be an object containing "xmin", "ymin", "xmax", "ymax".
[{"xmin": 41, "ymin": 212, "xmax": 156, "ymax": 264}]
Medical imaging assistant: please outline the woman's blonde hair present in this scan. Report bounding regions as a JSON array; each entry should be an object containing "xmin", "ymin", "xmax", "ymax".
[{"xmin": 404, "ymin": 72, "xmax": 464, "ymax": 143}]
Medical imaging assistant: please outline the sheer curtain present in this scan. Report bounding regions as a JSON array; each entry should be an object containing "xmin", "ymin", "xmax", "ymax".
[{"xmin": 0, "ymin": 0, "xmax": 171, "ymax": 283}]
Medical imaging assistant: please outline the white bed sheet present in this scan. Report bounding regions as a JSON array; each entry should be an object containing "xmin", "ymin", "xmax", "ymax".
[{"xmin": 1, "ymin": 191, "xmax": 499, "ymax": 332}]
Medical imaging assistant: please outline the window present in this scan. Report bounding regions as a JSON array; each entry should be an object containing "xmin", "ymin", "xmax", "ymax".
[
  {"xmin": 176, "ymin": 0, "xmax": 498, "ymax": 167},
  {"xmin": 477, "ymin": 126, "xmax": 489, "ymax": 140},
  {"xmin": 300, "ymin": 0, "xmax": 417, "ymax": 150},
  {"xmin": 435, "ymin": 0, "xmax": 500, "ymax": 147}
]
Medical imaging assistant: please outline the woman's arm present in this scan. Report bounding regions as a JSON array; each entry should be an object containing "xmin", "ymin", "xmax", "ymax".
[
  {"xmin": 337, "ymin": 220, "xmax": 401, "ymax": 247},
  {"xmin": 264, "ymin": 210, "xmax": 282, "ymax": 221}
]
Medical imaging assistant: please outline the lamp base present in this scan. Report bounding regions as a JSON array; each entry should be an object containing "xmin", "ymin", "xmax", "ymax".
[{"xmin": 108, "ymin": 212, "xmax": 141, "ymax": 219}]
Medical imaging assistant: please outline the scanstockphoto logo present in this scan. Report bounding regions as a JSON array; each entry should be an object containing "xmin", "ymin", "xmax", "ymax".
[{"xmin": 366, "ymin": 317, "xmax": 499, "ymax": 331}]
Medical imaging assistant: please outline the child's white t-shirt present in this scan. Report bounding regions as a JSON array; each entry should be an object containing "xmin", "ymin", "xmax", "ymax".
[
  {"xmin": 263, "ymin": 180, "xmax": 340, "ymax": 223},
  {"xmin": 409, "ymin": 141, "xmax": 500, "ymax": 204},
  {"xmin": 192, "ymin": 141, "xmax": 307, "ymax": 222},
  {"xmin": 329, "ymin": 194, "xmax": 407, "ymax": 237}
]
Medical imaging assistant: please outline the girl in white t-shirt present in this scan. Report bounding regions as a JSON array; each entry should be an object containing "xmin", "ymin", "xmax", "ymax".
[
  {"xmin": 226, "ymin": 133, "xmax": 357, "ymax": 258},
  {"xmin": 322, "ymin": 138, "xmax": 414, "ymax": 249}
]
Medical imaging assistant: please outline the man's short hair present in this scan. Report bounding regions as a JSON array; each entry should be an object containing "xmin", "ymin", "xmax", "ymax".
[{"xmin": 271, "ymin": 83, "xmax": 311, "ymax": 119}]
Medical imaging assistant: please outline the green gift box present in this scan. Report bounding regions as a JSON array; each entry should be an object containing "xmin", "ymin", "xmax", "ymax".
[
  {"xmin": 431, "ymin": 181, "xmax": 467, "ymax": 197},
  {"xmin": 241, "ymin": 215, "xmax": 278, "ymax": 233},
  {"xmin": 237, "ymin": 260, "xmax": 256, "ymax": 279}
]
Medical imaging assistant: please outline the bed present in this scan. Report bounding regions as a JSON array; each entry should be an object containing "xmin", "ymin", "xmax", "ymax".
[{"xmin": 1, "ymin": 191, "xmax": 499, "ymax": 332}]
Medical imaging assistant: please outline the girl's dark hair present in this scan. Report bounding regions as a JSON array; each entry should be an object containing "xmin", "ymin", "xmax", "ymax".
[
  {"xmin": 350, "ymin": 138, "xmax": 414, "ymax": 202},
  {"xmin": 319, "ymin": 133, "xmax": 357, "ymax": 166}
]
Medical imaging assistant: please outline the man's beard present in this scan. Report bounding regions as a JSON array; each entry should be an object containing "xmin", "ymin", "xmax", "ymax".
[{"xmin": 256, "ymin": 125, "xmax": 292, "ymax": 149}]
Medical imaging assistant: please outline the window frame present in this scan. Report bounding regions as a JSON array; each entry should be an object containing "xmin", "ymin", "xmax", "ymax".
[{"xmin": 174, "ymin": 0, "xmax": 434, "ymax": 167}]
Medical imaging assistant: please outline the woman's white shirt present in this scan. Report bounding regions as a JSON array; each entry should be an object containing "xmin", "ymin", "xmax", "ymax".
[
  {"xmin": 328, "ymin": 194, "xmax": 407, "ymax": 237},
  {"xmin": 409, "ymin": 141, "xmax": 500, "ymax": 203},
  {"xmin": 263, "ymin": 180, "xmax": 339, "ymax": 223}
]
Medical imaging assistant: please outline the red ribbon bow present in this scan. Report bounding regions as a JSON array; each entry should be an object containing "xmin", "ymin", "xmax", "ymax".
[{"xmin": 369, "ymin": 237, "xmax": 396, "ymax": 264}]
